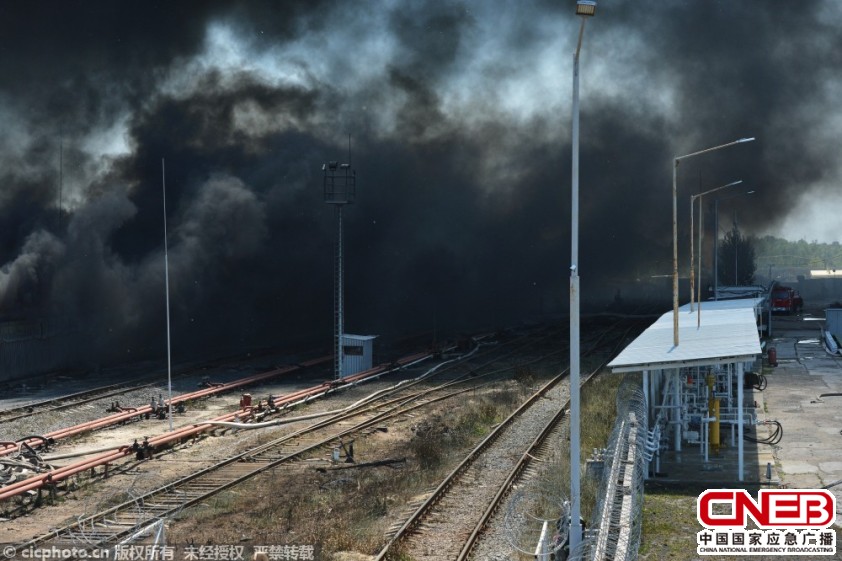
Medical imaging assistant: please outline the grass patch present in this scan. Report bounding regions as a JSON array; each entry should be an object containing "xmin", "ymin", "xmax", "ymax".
[
  {"xmin": 639, "ymin": 486, "xmax": 703, "ymax": 559},
  {"xmin": 641, "ymin": 484, "xmax": 842, "ymax": 561},
  {"xmin": 528, "ymin": 370, "xmax": 626, "ymax": 528},
  {"xmin": 579, "ymin": 372, "xmax": 624, "ymax": 519},
  {"xmin": 165, "ymin": 389, "xmax": 519, "ymax": 558}
]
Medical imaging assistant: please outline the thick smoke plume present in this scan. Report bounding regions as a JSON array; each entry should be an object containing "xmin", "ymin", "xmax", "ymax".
[{"xmin": 0, "ymin": 1, "xmax": 840, "ymax": 367}]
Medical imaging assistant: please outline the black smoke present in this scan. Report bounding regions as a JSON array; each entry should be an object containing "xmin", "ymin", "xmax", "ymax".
[{"xmin": 0, "ymin": 1, "xmax": 839, "ymax": 366}]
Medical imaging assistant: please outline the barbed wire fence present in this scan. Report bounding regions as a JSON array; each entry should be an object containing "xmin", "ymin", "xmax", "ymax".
[
  {"xmin": 569, "ymin": 375, "xmax": 649, "ymax": 561},
  {"xmin": 503, "ymin": 482, "xmax": 570, "ymax": 559}
]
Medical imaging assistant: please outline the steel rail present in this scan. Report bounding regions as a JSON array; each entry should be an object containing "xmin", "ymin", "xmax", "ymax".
[
  {"xmin": 15, "ymin": 335, "xmax": 569, "ymax": 551},
  {"xmin": 455, "ymin": 363, "xmax": 606, "ymax": 561},
  {"xmin": 0, "ymin": 335, "xmax": 543, "ymax": 501},
  {"xmin": 0, "ymin": 358, "xmax": 332, "ymax": 458},
  {"xmin": 448, "ymin": 322, "xmax": 641, "ymax": 561},
  {"xmin": 18, "ymin": 351, "xmax": 527, "ymax": 550},
  {"xmin": 0, "ymin": 380, "xmax": 158, "ymax": 424},
  {"xmin": 374, "ymin": 366, "xmax": 571, "ymax": 561},
  {"xmin": 0, "ymin": 345, "xmax": 303, "ymax": 424},
  {"xmin": 374, "ymin": 320, "xmax": 638, "ymax": 561},
  {"xmin": 456, "ymin": 323, "xmax": 640, "ymax": 561},
  {"xmin": 8, "ymin": 330, "xmax": 576, "ymax": 554},
  {"xmin": 0, "ymin": 355, "xmax": 423, "ymax": 501}
]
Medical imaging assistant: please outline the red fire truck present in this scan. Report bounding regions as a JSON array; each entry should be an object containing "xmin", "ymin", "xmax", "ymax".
[{"xmin": 770, "ymin": 286, "xmax": 803, "ymax": 314}]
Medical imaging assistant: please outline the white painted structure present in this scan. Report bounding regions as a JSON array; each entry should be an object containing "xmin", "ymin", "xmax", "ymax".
[
  {"xmin": 608, "ymin": 298, "xmax": 763, "ymax": 481},
  {"xmin": 825, "ymin": 309, "xmax": 842, "ymax": 340},
  {"xmin": 341, "ymin": 334, "xmax": 376, "ymax": 377}
]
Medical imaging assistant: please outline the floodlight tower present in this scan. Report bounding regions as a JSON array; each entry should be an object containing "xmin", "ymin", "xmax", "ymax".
[{"xmin": 323, "ymin": 155, "xmax": 356, "ymax": 380}]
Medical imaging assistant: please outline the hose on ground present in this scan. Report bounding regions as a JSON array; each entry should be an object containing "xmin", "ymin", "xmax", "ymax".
[{"xmin": 744, "ymin": 420, "xmax": 782, "ymax": 445}]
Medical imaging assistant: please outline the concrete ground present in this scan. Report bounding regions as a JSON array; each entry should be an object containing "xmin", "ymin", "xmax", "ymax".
[
  {"xmin": 763, "ymin": 310, "xmax": 842, "ymax": 498},
  {"xmin": 651, "ymin": 306, "xmax": 842, "ymax": 492}
]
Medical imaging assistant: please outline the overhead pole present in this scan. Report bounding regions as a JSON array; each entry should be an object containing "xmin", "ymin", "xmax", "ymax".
[
  {"xmin": 162, "ymin": 159, "xmax": 174, "ymax": 432},
  {"xmin": 570, "ymin": 0, "xmax": 596, "ymax": 552},
  {"xmin": 690, "ymin": 180, "xmax": 743, "ymax": 325},
  {"xmin": 672, "ymin": 137, "xmax": 754, "ymax": 345}
]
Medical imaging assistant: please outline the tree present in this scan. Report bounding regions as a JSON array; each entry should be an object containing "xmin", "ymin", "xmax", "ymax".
[{"xmin": 718, "ymin": 224, "xmax": 756, "ymax": 286}]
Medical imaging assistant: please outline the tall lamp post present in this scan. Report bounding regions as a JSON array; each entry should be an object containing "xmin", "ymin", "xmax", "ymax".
[
  {"xmin": 570, "ymin": 0, "xmax": 595, "ymax": 552},
  {"xmin": 713, "ymin": 190, "xmax": 755, "ymax": 299},
  {"xmin": 672, "ymin": 137, "xmax": 754, "ymax": 346},
  {"xmin": 689, "ymin": 180, "xmax": 743, "ymax": 313}
]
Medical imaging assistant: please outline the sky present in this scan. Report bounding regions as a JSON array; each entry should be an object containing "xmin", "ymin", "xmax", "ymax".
[{"xmin": 0, "ymin": 0, "xmax": 841, "ymax": 364}]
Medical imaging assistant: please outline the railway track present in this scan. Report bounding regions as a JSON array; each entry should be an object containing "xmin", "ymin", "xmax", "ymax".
[
  {"xmin": 17, "ymin": 333, "xmax": 568, "ymax": 552},
  {"xmin": 0, "ymin": 357, "xmax": 335, "ymax": 459},
  {"xmin": 0, "ymin": 380, "xmax": 158, "ymax": 424},
  {"xmin": 0, "ymin": 328, "xmax": 548, "ymax": 462},
  {"xmin": 374, "ymin": 321, "xmax": 636, "ymax": 561},
  {"xmin": 4, "ymin": 320, "xmax": 637, "ymax": 560},
  {"xmin": 0, "ymin": 346, "xmax": 297, "ymax": 424},
  {"xmin": 0, "ymin": 328, "xmax": 552, "ymax": 513}
]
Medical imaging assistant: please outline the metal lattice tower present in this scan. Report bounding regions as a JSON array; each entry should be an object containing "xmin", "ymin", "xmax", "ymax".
[{"xmin": 323, "ymin": 159, "xmax": 356, "ymax": 380}]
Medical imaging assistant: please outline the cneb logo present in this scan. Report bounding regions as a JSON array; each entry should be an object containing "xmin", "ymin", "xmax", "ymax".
[{"xmin": 698, "ymin": 489, "xmax": 836, "ymax": 529}]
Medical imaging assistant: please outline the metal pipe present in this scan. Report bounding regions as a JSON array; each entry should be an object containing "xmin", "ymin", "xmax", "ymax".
[
  {"xmin": 535, "ymin": 520, "xmax": 551, "ymax": 561},
  {"xmin": 0, "ymin": 351, "xmax": 432, "ymax": 501},
  {"xmin": 0, "ymin": 362, "xmax": 320, "ymax": 457}
]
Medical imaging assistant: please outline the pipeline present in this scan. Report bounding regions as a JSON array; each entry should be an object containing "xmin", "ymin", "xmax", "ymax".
[
  {"xmin": 0, "ymin": 349, "xmax": 433, "ymax": 502},
  {"xmin": 207, "ymin": 345, "xmax": 475, "ymax": 430},
  {"xmin": 41, "ymin": 444, "xmax": 132, "ymax": 462},
  {"xmin": 0, "ymin": 360, "xmax": 329, "ymax": 458}
]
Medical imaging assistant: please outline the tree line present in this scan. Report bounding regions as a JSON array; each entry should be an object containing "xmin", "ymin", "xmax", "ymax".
[{"xmin": 719, "ymin": 234, "xmax": 842, "ymax": 286}]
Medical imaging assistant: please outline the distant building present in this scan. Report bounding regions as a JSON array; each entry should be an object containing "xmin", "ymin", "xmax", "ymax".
[{"xmin": 810, "ymin": 269, "xmax": 842, "ymax": 278}]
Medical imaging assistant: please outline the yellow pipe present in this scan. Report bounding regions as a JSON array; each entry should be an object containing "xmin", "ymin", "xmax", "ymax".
[
  {"xmin": 706, "ymin": 374, "xmax": 720, "ymax": 453},
  {"xmin": 710, "ymin": 397, "xmax": 721, "ymax": 453}
]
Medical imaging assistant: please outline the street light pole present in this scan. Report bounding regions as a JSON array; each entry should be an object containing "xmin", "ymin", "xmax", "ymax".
[
  {"xmin": 735, "ymin": 209, "xmax": 739, "ymax": 285},
  {"xmin": 714, "ymin": 198, "xmax": 719, "ymax": 299},
  {"xmin": 672, "ymin": 137, "xmax": 754, "ymax": 346},
  {"xmin": 570, "ymin": 0, "xmax": 595, "ymax": 552},
  {"xmin": 689, "ymin": 180, "xmax": 743, "ymax": 317},
  {"xmin": 713, "ymin": 190, "xmax": 755, "ymax": 299}
]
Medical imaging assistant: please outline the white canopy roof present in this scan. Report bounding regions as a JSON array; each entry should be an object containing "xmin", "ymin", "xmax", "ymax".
[{"xmin": 608, "ymin": 299, "xmax": 763, "ymax": 373}]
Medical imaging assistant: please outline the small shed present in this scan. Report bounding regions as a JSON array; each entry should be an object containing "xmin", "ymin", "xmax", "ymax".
[{"xmin": 342, "ymin": 334, "xmax": 377, "ymax": 376}]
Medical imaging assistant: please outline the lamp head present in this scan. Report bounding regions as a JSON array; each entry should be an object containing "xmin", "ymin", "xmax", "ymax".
[{"xmin": 576, "ymin": 0, "xmax": 596, "ymax": 16}]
